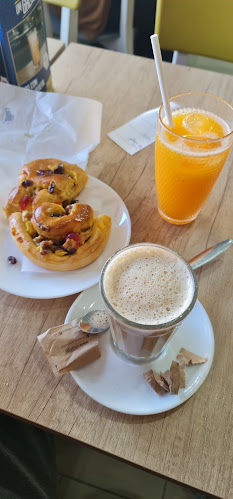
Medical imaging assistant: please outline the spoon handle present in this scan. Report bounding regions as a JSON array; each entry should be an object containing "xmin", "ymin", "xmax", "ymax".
[{"xmin": 189, "ymin": 239, "xmax": 233, "ymax": 270}]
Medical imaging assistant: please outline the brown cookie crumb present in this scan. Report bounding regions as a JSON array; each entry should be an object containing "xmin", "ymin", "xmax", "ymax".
[
  {"xmin": 177, "ymin": 348, "xmax": 207, "ymax": 366},
  {"xmin": 154, "ymin": 371, "xmax": 169, "ymax": 392},
  {"xmin": 176, "ymin": 353, "xmax": 186, "ymax": 388},
  {"xmin": 143, "ymin": 369, "xmax": 167, "ymax": 395},
  {"xmin": 143, "ymin": 348, "xmax": 208, "ymax": 397},
  {"xmin": 169, "ymin": 361, "xmax": 181, "ymax": 394}
]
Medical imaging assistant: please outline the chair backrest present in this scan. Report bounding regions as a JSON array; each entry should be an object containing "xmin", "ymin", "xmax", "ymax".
[
  {"xmin": 43, "ymin": 0, "xmax": 80, "ymax": 9},
  {"xmin": 155, "ymin": 0, "xmax": 233, "ymax": 63}
]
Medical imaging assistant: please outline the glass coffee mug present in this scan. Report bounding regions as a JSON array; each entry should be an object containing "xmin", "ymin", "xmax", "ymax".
[
  {"xmin": 155, "ymin": 92, "xmax": 233, "ymax": 225},
  {"xmin": 100, "ymin": 243, "xmax": 197, "ymax": 363}
]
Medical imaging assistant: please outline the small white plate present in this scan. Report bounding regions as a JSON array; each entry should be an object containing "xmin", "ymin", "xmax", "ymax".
[
  {"xmin": 0, "ymin": 176, "xmax": 131, "ymax": 299},
  {"xmin": 66, "ymin": 284, "xmax": 215, "ymax": 415}
]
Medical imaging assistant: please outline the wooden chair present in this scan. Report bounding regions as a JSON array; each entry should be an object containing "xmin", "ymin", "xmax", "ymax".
[{"xmin": 154, "ymin": 0, "xmax": 233, "ymax": 74}]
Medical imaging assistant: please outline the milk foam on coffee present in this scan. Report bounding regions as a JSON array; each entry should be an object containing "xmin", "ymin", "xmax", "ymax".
[{"xmin": 103, "ymin": 245, "xmax": 195, "ymax": 325}]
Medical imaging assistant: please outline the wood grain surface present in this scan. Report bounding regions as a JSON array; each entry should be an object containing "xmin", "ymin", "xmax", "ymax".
[
  {"xmin": 47, "ymin": 37, "xmax": 65, "ymax": 65},
  {"xmin": 1, "ymin": 44, "xmax": 233, "ymax": 499}
]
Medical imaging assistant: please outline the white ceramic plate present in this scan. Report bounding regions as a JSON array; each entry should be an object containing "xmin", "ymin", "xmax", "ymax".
[
  {"xmin": 0, "ymin": 177, "xmax": 131, "ymax": 299},
  {"xmin": 66, "ymin": 284, "xmax": 215, "ymax": 415}
]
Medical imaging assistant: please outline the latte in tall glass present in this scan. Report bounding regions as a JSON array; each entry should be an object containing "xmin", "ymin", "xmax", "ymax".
[{"xmin": 100, "ymin": 244, "xmax": 197, "ymax": 362}]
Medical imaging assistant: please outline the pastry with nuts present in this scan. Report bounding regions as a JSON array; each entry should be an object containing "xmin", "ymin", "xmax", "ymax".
[
  {"xmin": 3, "ymin": 159, "xmax": 111, "ymax": 271},
  {"xmin": 3, "ymin": 158, "xmax": 88, "ymax": 218}
]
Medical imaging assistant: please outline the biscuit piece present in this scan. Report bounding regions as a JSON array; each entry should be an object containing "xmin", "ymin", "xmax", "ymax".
[
  {"xmin": 143, "ymin": 369, "xmax": 167, "ymax": 395},
  {"xmin": 177, "ymin": 348, "xmax": 207, "ymax": 366}
]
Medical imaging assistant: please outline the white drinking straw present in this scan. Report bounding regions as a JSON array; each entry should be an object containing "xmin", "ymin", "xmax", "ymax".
[{"xmin": 150, "ymin": 34, "xmax": 174, "ymax": 128}]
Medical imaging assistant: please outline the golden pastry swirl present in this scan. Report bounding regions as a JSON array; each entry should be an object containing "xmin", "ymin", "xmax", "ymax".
[
  {"xmin": 32, "ymin": 202, "xmax": 93, "ymax": 241},
  {"xmin": 3, "ymin": 158, "xmax": 88, "ymax": 218},
  {"xmin": 4, "ymin": 159, "xmax": 112, "ymax": 271}
]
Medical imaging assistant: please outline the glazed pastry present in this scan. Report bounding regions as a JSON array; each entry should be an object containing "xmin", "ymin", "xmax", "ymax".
[
  {"xmin": 4, "ymin": 159, "xmax": 112, "ymax": 271},
  {"xmin": 9, "ymin": 209, "xmax": 111, "ymax": 271},
  {"xmin": 3, "ymin": 158, "xmax": 88, "ymax": 218},
  {"xmin": 31, "ymin": 201, "xmax": 93, "ymax": 241}
]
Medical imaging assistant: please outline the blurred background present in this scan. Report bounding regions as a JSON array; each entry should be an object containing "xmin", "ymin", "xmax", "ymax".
[
  {"xmin": 43, "ymin": 0, "xmax": 233, "ymax": 74},
  {"xmin": 44, "ymin": 0, "xmax": 173, "ymax": 61}
]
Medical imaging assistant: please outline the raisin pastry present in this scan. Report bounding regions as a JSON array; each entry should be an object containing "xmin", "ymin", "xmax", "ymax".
[
  {"xmin": 3, "ymin": 158, "xmax": 88, "ymax": 218},
  {"xmin": 4, "ymin": 159, "xmax": 112, "ymax": 271},
  {"xmin": 9, "ymin": 202, "xmax": 111, "ymax": 271}
]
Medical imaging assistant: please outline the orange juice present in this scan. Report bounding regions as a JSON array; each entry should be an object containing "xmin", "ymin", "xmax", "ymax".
[{"xmin": 155, "ymin": 106, "xmax": 231, "ymax": 224}]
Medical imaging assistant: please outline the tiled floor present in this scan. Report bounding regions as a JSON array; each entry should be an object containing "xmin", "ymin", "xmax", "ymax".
[{"xmin": 56, "ymin": 436, "xmax": 207, "ymax": 499}]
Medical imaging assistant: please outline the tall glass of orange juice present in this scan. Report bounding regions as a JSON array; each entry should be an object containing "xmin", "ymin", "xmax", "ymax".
[{"xmin": 155, "ymin": 93, "xmax": 233, "ymax": 224}]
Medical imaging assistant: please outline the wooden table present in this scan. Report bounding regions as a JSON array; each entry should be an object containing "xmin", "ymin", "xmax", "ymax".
[
  {"xmin": 1, "ymin": 44, "xmax": 233, "ymax": 499},
  {"xmin": 47, "ymin": 37, "xmax": 65, "ymax": 65}
]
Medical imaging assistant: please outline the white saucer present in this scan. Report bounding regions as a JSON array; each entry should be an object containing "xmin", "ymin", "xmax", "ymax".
[
  {"xmin": 0, "ymin": 176, "xmax": 131, "ymax": 299},
  {"xmin": 65, "ymin": 284, "xmax": 215, "ymax": 415}
]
